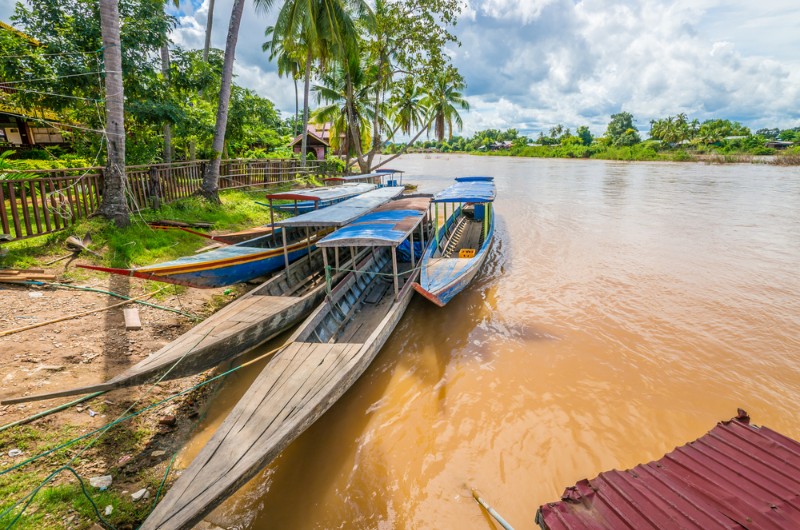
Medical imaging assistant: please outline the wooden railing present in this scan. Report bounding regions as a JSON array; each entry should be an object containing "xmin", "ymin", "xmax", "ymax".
[{"xmin": 0, "ymin": 159, "xmax": 339, "ymax": 242}]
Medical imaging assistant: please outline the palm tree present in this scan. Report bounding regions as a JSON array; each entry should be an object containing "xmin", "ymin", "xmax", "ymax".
[
  {"xmin": 268, "ymin": 0, "xmax": 370, "ymax": 162},
  {"xmin": 422, "ymin": 68, "xmax": 469, "ymax": 142},
  {"xmin": 98, "ymin": 0, "xmax": 128, "ymax": 226},
  {"xmin": 203, "ymin": 0, "xmax": 216, "ymax": 61},
  {"xmin": 263, "ymin": 26, "xmax": 303, "ymax": 137},
  {"xmin": 200, "ymin": 0, "xmax": 276, "ymax": 202},
  {"xmin": 312, "ymin": 59, "xmax": 375, "ymax": 165},
  {"xmin": 389, "ymin": 77, "xmax": 425, "ymax": 137}
]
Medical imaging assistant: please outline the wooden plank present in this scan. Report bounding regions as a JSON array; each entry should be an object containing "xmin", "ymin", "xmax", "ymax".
[
  {"xmin": 123, "ymin": 307, "xmax": 142, "ymax": 330},
  {"xmin": 28, "ymin": 180, "xmax": 42, "ymax": 235},
  {"xmin": 39, "ymin": 180, "xmax": 52, "ymax": 233},
  {"xmin": 6, "ymin": 183, "xmax": 21, "ymax": 239}
]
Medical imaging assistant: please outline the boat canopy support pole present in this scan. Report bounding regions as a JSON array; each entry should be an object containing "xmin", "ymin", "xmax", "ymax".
[
  {"xmin": 334, "ymin": 246, "xmax": 339, "ymax": 271},
  {"xmin": 410, "ymin": 230, "xmax": 416, "ymax": 268},
  {"xmin": 305, "ymin": 227, "xmax": 312, "ymax": 266},
  {"xmin": 322, "ymin": 248, "xmax": 331, "ymax": 296},
  {"xmin": 282, "ymin": 228, "xmax": 290, "ymax": 280},
  {"xmin": 269, "ymin": 199, "xmax": 276, "ymax": 245},
  {"xmin": 434, "ymin": 203, "xmax": 439, "ymax": 246},
  {"xmin": 391, "ymin": 246, "xmax": 399, "ymax": 298}
]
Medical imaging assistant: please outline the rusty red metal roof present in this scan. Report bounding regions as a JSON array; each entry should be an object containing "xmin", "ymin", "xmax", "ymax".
[{"xmin": 537, "ymin": 410, "xmax": 800, "ymax": 530}]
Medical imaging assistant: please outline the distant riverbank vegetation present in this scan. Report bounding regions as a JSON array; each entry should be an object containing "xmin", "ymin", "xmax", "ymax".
[{"xmin": 383, "ymin": 112, "xmax": 800, "ymax": 164}]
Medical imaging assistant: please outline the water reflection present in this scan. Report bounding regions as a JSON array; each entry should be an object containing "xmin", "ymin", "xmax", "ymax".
[{"xmin": 184, "ymin": 154, "xmax": 800, "ymax": 530}]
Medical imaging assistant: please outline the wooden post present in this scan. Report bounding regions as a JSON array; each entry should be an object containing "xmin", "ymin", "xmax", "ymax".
[
  {"xmin": 419, "ymin": 222, "xmax": 425, "ymax": 253},
  {"xmin": 391, "ymin": 246, "xmax": 399, "ymax": 298},
  {"xmin": 334, "ymin": 246, "xmax": 339, "ymax": 271},
  {"xmin": 148, "ymin": 166, "xmax": 161, "ymax": 210}
]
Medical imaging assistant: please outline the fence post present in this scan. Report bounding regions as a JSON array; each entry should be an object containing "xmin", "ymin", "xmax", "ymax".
[{"xmin": 149, "ymin": 165, "xmax": 161, "ymax": 210}]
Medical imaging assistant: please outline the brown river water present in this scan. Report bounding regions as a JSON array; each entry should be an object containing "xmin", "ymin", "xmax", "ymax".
[{"xmin": 182, "ymin": 154, "xmax": 800, "ymax": 529}]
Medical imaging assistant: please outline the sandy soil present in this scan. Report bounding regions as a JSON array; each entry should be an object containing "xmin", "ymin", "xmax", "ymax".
[{"xmin": 0, "ymin": 272, "xmax": 230, "ymax": 425}]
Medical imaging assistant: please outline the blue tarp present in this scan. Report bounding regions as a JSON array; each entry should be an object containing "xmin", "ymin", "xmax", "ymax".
[
  {"xmin": 396, "ymin": 239, "xmax": 424, "ymax": 262},
  {"xmin": 433, "ymin": 179, "xmax": 496, "ymax": 203}
]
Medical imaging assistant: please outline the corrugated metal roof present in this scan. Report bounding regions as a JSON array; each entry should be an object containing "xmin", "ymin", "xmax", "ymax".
[
  {"xmin": 434, "ymin": 179, "xmax": 496, "ymax": 203},
  {"xmin": 275, "ymin": 187, "xmax": 404, "ymax": 228},
  {"xmin": 536, "ymin": 410, "xmax": 800, "ymax": 530},
  {"xmin": 317, "ymin": 197, "xmax": 430, "ymax": 247},
  {"xmin": 264, "ymin": 183, "xmax": 375, "ymax": 202}
]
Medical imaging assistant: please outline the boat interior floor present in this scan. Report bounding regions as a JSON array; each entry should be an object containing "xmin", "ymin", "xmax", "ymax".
[
  {"xmin": 440, "ymin": 218, "xmax": 484, "ymax": 258},
  {"xmin": 321, "ymin": 260, "xmax": 412, "ymax": 345}
]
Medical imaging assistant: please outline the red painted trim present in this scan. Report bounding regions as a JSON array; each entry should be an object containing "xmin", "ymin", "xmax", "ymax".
[
  {"xmin": 76, "ymin": 264, "xmax": 204, "ymax": 288},
  {"xmin": 411, "ymin": 282, "xmax": 444, "ymax": 307}
]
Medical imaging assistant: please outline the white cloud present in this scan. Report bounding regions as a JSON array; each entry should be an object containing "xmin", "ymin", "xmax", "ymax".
[{"xmin": 454, "ymin": 0, "xmax": 800, "ymax": 137}]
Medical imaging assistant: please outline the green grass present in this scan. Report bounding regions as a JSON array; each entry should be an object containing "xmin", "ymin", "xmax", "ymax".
[{"xmin": 1, "ymin": 185, "xmax": 296, "ymax": 271}]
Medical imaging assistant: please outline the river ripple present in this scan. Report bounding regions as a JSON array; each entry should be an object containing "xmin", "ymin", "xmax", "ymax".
[{"xmin": 184, "ymin": 154, "xmax": 800, "ymax": 530}]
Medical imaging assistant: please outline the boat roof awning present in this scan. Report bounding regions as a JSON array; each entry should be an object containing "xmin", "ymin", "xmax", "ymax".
[
  {"xmin": 455, "ymin": 176, "xmax": 492, "ymax": 182},
  {"xmin": 265, "ymin": 183, "xmax": 375, "ymax": 202},
  {"xmin": 433, "ymin": 179, "xmax": 496, "ymax": 203},
  {"xmin": 323, "ymin": 172, "xmax": 384, "ymax": 182},
  {"xmin": 275, "ymin": 187, "xmax": 405, "ymax": 228},
  {"xmin": 316, "ymin": 197, "xmax": 430, "ymax": 248}
]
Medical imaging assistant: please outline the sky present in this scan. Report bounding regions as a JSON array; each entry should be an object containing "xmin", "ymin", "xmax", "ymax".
[{"xmin": 3, "ymin": 0, "xmax": 799, "ymax": 137}]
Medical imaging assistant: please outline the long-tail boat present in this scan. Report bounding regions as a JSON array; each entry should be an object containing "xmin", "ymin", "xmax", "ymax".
[
  {"xmin": 412, "ymin": 176, "xmax": 496, "ymax": 306},
  {"xmin": 148, "ymin": 183, "xmax": 377, "ymax": 245},
  {"xmin": 0, "ymin": 187, "xmax": 406, "ymax": 406},
  {"xmin": 323, "ymin": 169, "xmax": 404, "ymax": 187},
  {"xmin": 140, "ymin": 197, "xmax": 432, "ymax": 530}
]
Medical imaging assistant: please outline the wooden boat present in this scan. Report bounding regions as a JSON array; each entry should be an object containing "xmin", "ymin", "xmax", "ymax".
[
  {"xmin": 267, "ymin": 182, "xmax": 376, "ymax": 215},
  {"xmin": 323, "ymin": 169, "xmax": 403, "ymax": 187},
  {"xmin": 147, "ymin": 183, "xmax": 377, "ymax": 245},
  {"xmin": 412, "ymin": 176, "xmax": 496, "ymax": 306},
  {"xmin": 141, "ymin": 197, "xmax": 431, "ymax": 530},
  {"xmin": 0, "ymin": 187, "xmax": 406, "ymax": 406},
  {"xmin": 78, "ymin": 227, "xmax": 321, "ymax": 288}
]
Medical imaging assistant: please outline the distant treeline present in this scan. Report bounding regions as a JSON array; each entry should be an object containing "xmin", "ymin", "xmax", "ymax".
[{"xmin": 384, "ymin": 113, "xmax": 800, "ymax": 163}]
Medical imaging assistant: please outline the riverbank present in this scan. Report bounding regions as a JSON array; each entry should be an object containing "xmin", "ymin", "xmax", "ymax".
[
  {"xmin": 0, "ymin": 187, "xmax": 289, "ymax": 529},
  {"xmin": 397, "ymin": 145, "xmax": 800, "ymax": 165}
]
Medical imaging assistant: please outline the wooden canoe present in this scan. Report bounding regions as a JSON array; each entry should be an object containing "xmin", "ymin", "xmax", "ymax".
[
  {"xmin": 413, "ymin": 177, "xmax": 496, "ymax": 306},
  {"xmin": 0, "ymin": 248, "xmax": 360, "ymax": 406},
  {"xmin": 77, "ymin": 227, "xmax": 326, "ymax": 289},
  {"xmin": 141, "ymin": 198, "xmax": 431, "ymax": 530}
]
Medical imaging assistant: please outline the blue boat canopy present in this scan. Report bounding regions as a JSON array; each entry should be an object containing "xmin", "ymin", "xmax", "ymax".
[
  {"xmin": 265, "ymin": 182, "xmax": 375, "ymax": 202},
  {"xmin": 276, "ymin": 187, "xmax": 404, "ymax": 228},
  {"xmin": 455, "ymin": 176, "xmax": 493, "ymax": 182},
  {"xmin": 433, "ymin": 179, "xmax": 496, "ymax": 203},
  {"xmin": 317, "ymin": 197, "xmax": 430, "ymax": 248}
]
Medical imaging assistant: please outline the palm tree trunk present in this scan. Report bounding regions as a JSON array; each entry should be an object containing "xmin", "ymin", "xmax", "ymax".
[
  {"xmin": 161, "ymin": 43, "xmax": 172, "ymax": 164},
  {"xmin": 200, "ymin": 0, "xmax": 245, "ymax": 203},
  {"xmin": 98, "ymin": 0, "xmax": 129, "ymax": 227},
  {"xmin": 203, "ymin": 0, "xmax": 215, "ymax": 61},
  {"xmin": 293, "ymin": 77, "xmax": 299, "ymax": 137},
  {"xmin": 300, "ymin": 47, "xmax": 312, "ymax": 164}
]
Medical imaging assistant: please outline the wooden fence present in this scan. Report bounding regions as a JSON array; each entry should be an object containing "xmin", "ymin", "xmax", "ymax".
[{"xmin": 0, "ymin": 159, "xmax": 338, "ymax": 242}]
